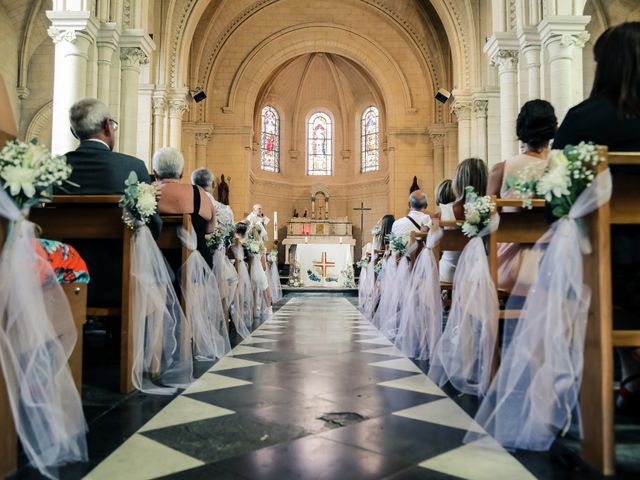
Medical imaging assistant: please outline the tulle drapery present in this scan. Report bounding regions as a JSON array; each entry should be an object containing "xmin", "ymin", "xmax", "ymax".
[
  {"xmin": 212, "ymin": 248, "xmax": 238, "ymax": 318},
  {"xmin": 0, "ymin": 189, "xmax": 87, "ymax": 479},
  {"xmin": 395, "ymin": 231, "xmax": 443, "ymax": 360},
  {"xmin": 177, "ymin": 227, "xmax": 230, "ymax": 361},
  {"xmin": 231, "ymin": 245, "xmax": 254, "ymax": 337},
  {"xmin": 466, "ymin": 170, "xmax": 612, "ymax": 451},
  {"xmin": 130, "ymin": 225, "xmax": 193, "ymax": 394},
  {"xmin": 359, "ymin": 253, "xmax": 378, "ymax": 320},
  {"xmin": 268, "ymin": 259, "xmax": 282, "ymax": 303},
  {"xmin": 372, "ymin": 253, "xmax": 398, "ymax": 331},
  {"xmin": 429, "ymin": 218, "xmax": 500, "ymax": 397},
  {"xmin": 249, "ymin": 254, "xmax": 269, "ymax": 326}
]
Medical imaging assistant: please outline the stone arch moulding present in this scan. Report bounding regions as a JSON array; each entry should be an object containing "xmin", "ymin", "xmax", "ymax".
[
  {"xmin": 25, "ymin": 101, "xmax": 52, "ymax": 145},
  {"xmin": 214, "ymin": 24, "xmax": 419, "ymax": 124},
  {"xmin": 170, "ymin": 0, "xmax": 469, "ymax": 93}
]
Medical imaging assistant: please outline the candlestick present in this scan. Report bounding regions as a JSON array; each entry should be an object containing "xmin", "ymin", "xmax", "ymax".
[
  {"xmin": 339, "ymin": 237, "xmax": 343, "ymax": 244},
  {"xmin": 305, "ymin": 236, "xmax": 308, "ymax": 244},
  {"xmin": 273, "ymin": 211, "xmax": 278, "ymax": 241}
]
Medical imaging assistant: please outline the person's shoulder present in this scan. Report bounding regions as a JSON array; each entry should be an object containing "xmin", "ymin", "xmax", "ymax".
[{"xmin": 565, "ymin": 95, "xmax": 615, "ymax": 119}]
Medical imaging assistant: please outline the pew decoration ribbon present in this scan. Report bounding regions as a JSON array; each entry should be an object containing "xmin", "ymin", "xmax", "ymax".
[
  {"xmin": 211, "ymin": 248, "xmax": 240, "ymax": 335},
  {"xmin": 231, "ymin": 243, "xmax": 255, "ymax": 335},
  {"xmin": 395, "ymin": 229, "xmax": 443, "ymax": 361},
  {"xmin": 461, "ymin": 186, "xmax": 496, "ymax": 237},
  {"xmin": 206, "ymin": 222, "xmax": 235, "ymax": 253},
  {"xmin": 267, "ymin": 249, "xmax": 283, "ymax": 303},
  {"xmin": 466, "ymin": 167, "xmax": 612, "ymax": 452},
  {"xmin": 177, "ymin": 226, "xmax": 230, "ymax": 361},
  {"xmin": 429, "ymin": 209, "xmax": 500, "ymax": 397},
  {"xmin": 0, "ymin": 139, "xmax": 75, "ymax": 209},
  {"xmin": 358, "ymin": 253, "xmax": 378, "ymax": 320},
  {"xmin": 385, "ymin": 232, "xmax": 408, "ymax": 255},
  {"xmin": 118, "ymin": 171, "xmax": 158, "ymax": 230},
  {"xmin": 0, "ymin": 188, "xmax": 87, "ymax": 479},
  {"xmin": 130, "ymin": 221, "xmax": 193, "ymax": 394}
]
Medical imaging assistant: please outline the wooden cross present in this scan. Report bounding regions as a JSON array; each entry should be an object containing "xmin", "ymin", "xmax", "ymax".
[
  {"xmin": 353, "ymin": 202, "xmax": 372, "ymax": 249},
  {"xmin": 313, "ymin": 251, "xmax": 335, "ymax": 277}
]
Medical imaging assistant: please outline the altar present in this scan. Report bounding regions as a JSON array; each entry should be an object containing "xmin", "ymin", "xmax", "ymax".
[{"xmin": 281, "ymin": 184, "xmax": 356, "ymax": 287}]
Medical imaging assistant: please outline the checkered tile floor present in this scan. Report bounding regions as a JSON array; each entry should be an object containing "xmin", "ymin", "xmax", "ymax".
[{"xmin": 85, "ymin": 296, "xmax": 536, "ymax": 480}]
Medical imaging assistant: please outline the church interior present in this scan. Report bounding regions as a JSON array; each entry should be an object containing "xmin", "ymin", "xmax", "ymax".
[{"xmin": 1, "ymin": 0, "xmax": 640, "ymax": 479}]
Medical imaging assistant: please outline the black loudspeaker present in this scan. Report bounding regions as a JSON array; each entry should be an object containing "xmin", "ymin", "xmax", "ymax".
[
  {"xmin": 435, "ymin": 88, "xmax": 451, "ymax": 104},
  {"xmin": 191, "ymin": 88, "xmax": 207, "ymax": 103}
]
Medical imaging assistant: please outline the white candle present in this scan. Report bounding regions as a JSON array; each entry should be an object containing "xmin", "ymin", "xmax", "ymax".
[
  {"xmin": 339, "ymin": 236, "xmax": 343, "ymax": 244},
  {"xmin": 305, "ymin": 235, "xmax": 308, "ymax": 244},
  {"xmin": 273, "ymin": 211, "xmax": 278, "ymax": 241}
]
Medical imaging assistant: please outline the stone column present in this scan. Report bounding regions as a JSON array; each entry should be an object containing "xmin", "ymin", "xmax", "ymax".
[
  {"xmin": 450, "ymin": 98, "xmax": 472, "ymax": 161},
  {"xmin": 96, "ymin": 23, "xmax": 118, "ymax": 104},
  {"xmin": 473, "ymin": 99, "xmax": 489, "ymax": 162},
  {"xmin": 428, "ymin": 128, "xmax": 446, "ymax": 185},
  {"xmin": 485, "ymin": 90, "xmax": 501, "ymax": 165},
  {"xmin": 492, "ymin": 50, "xmax": 519, "ymax": 160},
  {"xmin": 119, "ymin": 47, "xmax": 148, "ymax": 156},
  {"xmin": 168, "ymin": 95, "xmax": 188, "ymax": 150},
  {"xmin": 46, "ymin": 12, "xmax": 97, "ymax": 154},
  {"xmin": 519, "ymin": 27, "xmax": 542, "ymax": 100},
  {"xmin": 195, "ymin": 132, "xmax": 211, "ymax": 166},
  {"xmin": 539, "ymin": 17, "xmax": 590, "ymax": 122},
  {"xmin": 152, "ymin": 89, "xmax": 166, "ymax": 152}
]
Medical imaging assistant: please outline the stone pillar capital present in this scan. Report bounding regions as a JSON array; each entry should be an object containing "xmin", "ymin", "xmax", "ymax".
[
  {"xmin": 46, "ymin": 10, "xmax": 98, "ymax": 44},
  {"xmin": 169, "ymin": 97, "xmax": 189, "ymax": 119},
  {"xmin": 195, "ymin": 132, "xmax": 211, "ymax": 146},
  {"xmin": 490, "ymin": 49, "xmax": 519, "ymax": 72},
  {"xmin": 473, "ymin": 99, "xmax": 489, "ymax": 118},
  {"xmin": 450, "ymin": 100, "xmax": 472, "ymax": 121},
  {"xmin": 47, "ymin": 26, "xmax": 78, "ymax": 44},
  {"xmin": 538, "ymin": 16, "xmax": 591, "ymax": 57},
  {"xmin": 152, "ymin": 93, "xmax": 166, "ymax": 115},
  {"xmin": 97, "ymin": 22, "xmax": 119, "ymax": 50},
  {"xmin": 120, "ymin": 47, "xmax": 149, "ymax": 70},
  {"xmin": 429, "ymin": 132, "xmax": 446, "ymax": 146}
]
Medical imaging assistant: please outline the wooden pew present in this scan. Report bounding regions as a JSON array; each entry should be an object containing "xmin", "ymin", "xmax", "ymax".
[
  {"xmin": 580, "ymin": 150, "xmax": 640, "ymax": 476},
  {"xmin": 29, "ymin": 195, "xmax": 135, "ymax": 393},
  {"xmin": 0, "ymin": 218, "xmax": 17, "ymax": 477}
]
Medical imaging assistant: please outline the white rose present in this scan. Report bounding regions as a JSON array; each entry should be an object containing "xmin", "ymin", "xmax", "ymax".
[
  {"xmin": 1, "ymin": 166, "xmax": 38, "ymax": 197},
  {"xmin": 27, "ymin": 144, "xmax": 49, "ymax": 168}
]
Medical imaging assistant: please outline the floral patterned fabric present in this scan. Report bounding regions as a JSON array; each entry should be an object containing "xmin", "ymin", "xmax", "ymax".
[{"xmin": 36, "ymin": 239, "xmax": 90, "ymax": 284}]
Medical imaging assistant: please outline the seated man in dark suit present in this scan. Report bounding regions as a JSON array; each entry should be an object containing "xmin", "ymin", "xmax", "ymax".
[{"xmin": 62, "ymin": 98, "xmax": 162, "ymax": 308}]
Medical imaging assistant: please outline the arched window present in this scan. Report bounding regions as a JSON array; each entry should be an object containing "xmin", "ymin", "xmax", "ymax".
[
  {"xmin": 361, "ymin": 106, "xmax": 379, "ymax": 172},
  {"xmin": 307, "ymin": 112, "xmax": 332, "ymax": 175},
  {"xmin": 260, "ymin": 105, "xmax": 280, "ymax": 172}
]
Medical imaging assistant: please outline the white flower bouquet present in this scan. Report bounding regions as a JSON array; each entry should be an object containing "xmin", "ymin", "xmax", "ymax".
[
  {"xmin": 267, "ymin": 249, "xmax": 278, "ymax": 263},
  {"xmin": 243, "ymin": 222, "xmax": 265, "ymax": 256},
  {"xmin": 119, "ymin": 171, "xmax": 158, "ymax": 229},
  {"xmin": 461, "ymin": 186, "xmax": 496, "ymax": 238},
  {"xmin": 0, "ymin": 139, "xmax": 74, "ymax": 209},
  {"xmin": 385, "ymin": 232, "xmax": 408, "ymax": 255},
  {"xmin": 205, "ymin": 229, "xmax": 224, "ymax": 251},
  {"xmin": 356, "ymin": 258, "xmax": 369, "ymax": 268},
  {"xmin": 506, "ymin": 142, "xmax": 601, "ymax": 218}
]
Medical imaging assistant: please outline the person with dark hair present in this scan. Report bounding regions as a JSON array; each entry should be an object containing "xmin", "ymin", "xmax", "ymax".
[
  {"xmin": 378, "ymin": 214, "xmax": 395, "ymax": 250},
  {"xmin": 554, "ymin": 22, "xmax": 640, "ymax": 150},
  {"xmin": 487, "ymin": 100, "xmax": 557, "ymax": 292},
  {"xmin": 435, "ymin": 179, "xmax": 455, "ymax": 206},
  {"xmin": 554, "ymin": 22, "xmax": 640, "ymax": 416},
  {"xmin": 439, "ymin": 157, "xmax": 488, "ymax": 282},
  {"xmin": 487, "ymin": 99, "xmax": 557, "ymax": 197}
]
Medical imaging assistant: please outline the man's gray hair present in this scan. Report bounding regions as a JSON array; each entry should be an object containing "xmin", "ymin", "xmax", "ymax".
[
  {"xmin": 191, "ymin": 167, "xmax": 214, "ymax": 188},
  {"xmin": 409, "ymin": 190, "xmax": 428, "ymax": 210},
  {"xmin": 69, "ymin": 98, "xmax": 111, "ymax": 140},
  {"xmin": 152, "ymin": 147, "xmax": 185, "ymax": 179}
]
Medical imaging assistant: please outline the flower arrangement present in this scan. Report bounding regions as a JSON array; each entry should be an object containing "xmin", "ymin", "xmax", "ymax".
[
  {"xmin": 385, "ymin": 232, "xmax": 408, "ymax": 255},
  {"xmin": 504, "ymin": 163, "xmax": 543, "ymax": 210},
  {"xmin": 371, "ymin": 225, "xmax": 381, "ymax": 236},
  {"xmin": 356, "ymin": 258, "xmax": 369, "ymax": 269},
  {"xmin": 119, "ymin": 171, "xmax": 158, "ymax": 229},
  {"xmin": 374, "ymin": 261, "xmax": 383, "ymax": 275},
  {"xmin": 206, "ymin": 222, "xmax": 235, "ymax": 252},
  {"xmin": 288, "ymin": 261, "xmax": 302, "ymax": 287},
  {"xmin": 267, "ymin": 249, "xmax": 278, "ymax": 264},
  {"xmin": 506, "ymin": 142, "xmax": 602, "ymax": 218},
  {"xmin": 461, "ymin": 186, "xmax": 496, "ymax": 238},
  {"xmin": 0, "ymin": 139, "xmax": 74, "ymax": 209},
  {"xmin": 341, "ymin": 263, "xmax": 356, "ymax": 288}
]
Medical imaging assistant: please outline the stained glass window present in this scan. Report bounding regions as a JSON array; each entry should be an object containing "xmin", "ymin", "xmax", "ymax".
[
  {"xmin": 261, "ymin": 105, "xmax": 280, "ymax": 172},
  {"xmin": 307, "ymin": 112, "xmax": 332, "ymax": 175},
  {"xmin": 361, "ymin": 106, "xmax": 379, "ymax": 172}
]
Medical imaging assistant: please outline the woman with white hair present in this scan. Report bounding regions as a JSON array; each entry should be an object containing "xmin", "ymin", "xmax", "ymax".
[
  {"xmin": 191, "ymin": 167, "xmax": 235, "ymax": 226},
  {"xmin": 154, "ymin": 147, "xmax": 216, "ymax": 265}
]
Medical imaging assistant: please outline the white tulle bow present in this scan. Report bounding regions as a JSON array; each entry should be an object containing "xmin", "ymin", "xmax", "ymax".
[
  {"xmin": 466, "ymin": 169, "xmax": 612, "ymax": 451},
  {"xmin": 0, "ymin": 190, "xmax": 87, "ymax": 479}
]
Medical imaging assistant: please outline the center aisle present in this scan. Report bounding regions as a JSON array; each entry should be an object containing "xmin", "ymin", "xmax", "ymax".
[{"xmin": 86, "ymin": 295, "xmax": 534, "ymax": 480}]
